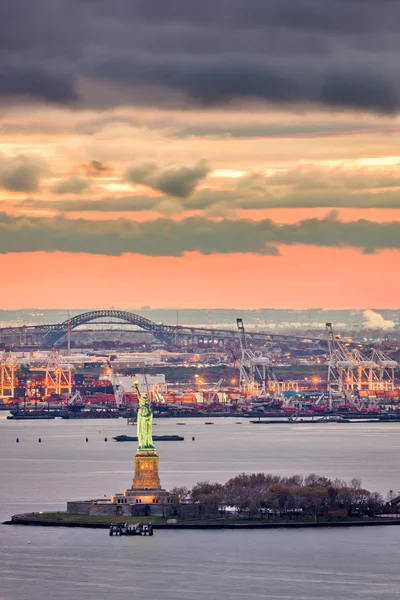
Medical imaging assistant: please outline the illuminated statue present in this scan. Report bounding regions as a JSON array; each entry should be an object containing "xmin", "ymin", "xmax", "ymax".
[{"xmin": 134, "ymin": 381, "xmax": 155, "ymax": 451}]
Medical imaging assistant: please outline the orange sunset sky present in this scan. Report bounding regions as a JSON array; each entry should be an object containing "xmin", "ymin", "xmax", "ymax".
[{"xmin": 2, "ymin": 1, "xmax": 400, "ymax": 309}]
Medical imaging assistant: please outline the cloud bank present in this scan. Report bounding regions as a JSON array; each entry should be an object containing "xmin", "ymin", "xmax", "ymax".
[
  {"xmin": 14, "ymin": 163, "xmax": 400, "ymax": 214},
  {"xmin": 1, "ymin": 212, "xmax": 400, "ymax": 256},
  {"xmin": 3, "ymin": 1, "xmax": 400, "ymax": 113},
  {"xmin": 54, "ymin": 175, "xmax": 91, "ymax": 195},
  {"xmin": 0, "ymin": 155, "xmax": 48, "ymax": 193},
  {"xmin": 124, "ymin": 160, "xmax": 211, "ymax": 197}
]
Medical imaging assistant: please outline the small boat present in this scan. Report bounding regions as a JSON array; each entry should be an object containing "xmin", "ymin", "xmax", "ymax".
[
  {"xmin": 205, "ymin": 422, "xmax": 214, "ymax": 425},
  {"xmin": 7, "ymin": 414, "xmax": 56, "ymax": 420},
  {"xmin": 113, "ymin": 434, "xmax": 184, "ymax": 442},
  {"xmin": 316, "ymin": 416, "xmax": 351, "ymax": 423},
  {"xmin": 61, "ymin": 410, "xmax": 120, "ymax": 419},
  {"xmin": 378, "ymin": 415, "xmax": 400, "ymax": 422}
]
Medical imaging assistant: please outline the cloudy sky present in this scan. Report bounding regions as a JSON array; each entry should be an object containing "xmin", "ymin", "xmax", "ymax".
[{"xmin": 2, "ymin": 0, "xmax": 400, "ymax": 309}]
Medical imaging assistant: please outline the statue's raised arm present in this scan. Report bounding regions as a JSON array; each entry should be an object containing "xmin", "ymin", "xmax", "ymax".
[{"xmin": 134, "ymin": 382, "xmax": 147, "ymax": 406}]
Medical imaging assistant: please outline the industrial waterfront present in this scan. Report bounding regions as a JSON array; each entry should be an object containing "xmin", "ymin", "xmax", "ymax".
[{"xmin": 2, "ymin": 312, "xmax": 400, "ymax": 423}]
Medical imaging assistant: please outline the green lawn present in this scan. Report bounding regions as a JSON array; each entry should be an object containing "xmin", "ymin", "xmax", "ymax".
[{"xmin": 24, "ymin": 512, "xmax": 395, "ymax": 526}]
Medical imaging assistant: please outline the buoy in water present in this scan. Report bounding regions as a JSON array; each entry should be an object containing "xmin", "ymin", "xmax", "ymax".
[
  {"xmin": 86, "ymin": 437, "xmax": 88, "ymax": 442},
  {"xmin": 104, "ymin": 437, "xmax": 108, "ymax": 442},
  {"xmin": 38, "ymin": 438, "xmax": 41, "ymax": 443},
  {"xmin": 16, "ymin": 438, "xmax": 19, "ymax": 443},
  {"xmin": 192, "ymin": 436, "xmax": 195, "ymax": 441}
]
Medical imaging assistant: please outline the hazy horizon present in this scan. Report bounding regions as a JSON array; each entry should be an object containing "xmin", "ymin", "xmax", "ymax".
[{"xmin": 1, "ymin": 307, "xmax": 399, "ymax": 331}]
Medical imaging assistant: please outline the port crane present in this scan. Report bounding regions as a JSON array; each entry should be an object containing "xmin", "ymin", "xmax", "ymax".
[
  {"xmin": 236, "ymin": 318, "xmax": 282, "ymax": 401},
  {"xmin": 0, "ymin": 351, "xmax": 17, "ymax": 398},
  {"xmin": 370, "ymin": 348, "xmax": 397, "ymax": 391},
  {"xmin": 66, "ymin": 390, "xmax": 85, "ymax": 407},
  {"xmin": 139, "ymin": 370, "xmax": 168, "ymax": 405},
  {"xmin": 326, "ymin": 323, "xmax": 398, "ymax": 411},
  {"xmin": 326, "ymin": 323, "xmax": 358, "ymax": 409},
  {"xmin": 152, "ymin": 389, "xmax": 166, "ymax": 404},
  {"xmin": 105, "ymin": 359, "xmax": 126, "ymax": 408},
  {"xmin": 203, "ymin": 378, "xmax": 223, "ymax": 404},
  {"xmin": 44, "ymin": 351, "xmax": 73, "ymax": 396}
]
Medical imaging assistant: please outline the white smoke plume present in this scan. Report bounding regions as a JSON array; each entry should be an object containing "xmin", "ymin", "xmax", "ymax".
[{"xmin": 363, "ymin": 310, "xmax": 395, "ymax": 330}]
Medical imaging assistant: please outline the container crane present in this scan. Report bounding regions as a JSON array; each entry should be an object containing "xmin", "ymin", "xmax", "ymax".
[
  {"xmin": 203, "ymin": 378, "xmax": 223, "ymax": 404},
  {"xmin": 0, "ymin": 351, "xmax": 16, "ymax": 398},
  {"xmin": 236, "ymin": 318, "xmax": 281, "ymax": 401},
  {"xmin": 44, "ymin": 351, "xmax": 73, "ymax": 396},
  {"xmin": 370, "ymin": 348, "xmax": 397, "ymax": 391},
  {"xmin": 105, "ymin": 359, "xmax": 126, "ymax": 408},
  {"xmin": 326, "ymin": 323, "xmax": 358, "ymax": 410},
  {"xmin": 66, "ymin": 390, "xmax": 84, "ymax": 407},
  {"xmin": 153, "ymin": 390, "xmax": 166, "ymax": 404},
  {"xmin": 351, "ymin": 348, "xmax": 377, "ymax": 391}
]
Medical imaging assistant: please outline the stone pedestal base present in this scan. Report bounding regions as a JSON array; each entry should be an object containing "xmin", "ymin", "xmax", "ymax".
[
  {"xmin": 110, "ymin": 448, "xmax": 177, "ymax": 506},
  {"xmin": 132, "ymin": 450, "xmax": 161, "ymax": 490},
  {"xmin": 109, "ymin": 447, "xmax": 179, "ymax": 507},
  {"xmin": 123, "ymin": 487, "xmax": 171, "ymax": 505}
]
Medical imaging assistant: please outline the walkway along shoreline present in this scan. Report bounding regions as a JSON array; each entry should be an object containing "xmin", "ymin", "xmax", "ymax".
[{"xmin": 4, "ymin": 514, "xmax": 400, "ymax": 530}]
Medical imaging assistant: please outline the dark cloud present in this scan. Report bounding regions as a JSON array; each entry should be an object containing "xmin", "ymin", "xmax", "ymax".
[
  {"xmin": 53, "ymin": 175, "xmax": 91, "ymax": 195},
  {"xmin": 0, "ymin": 212, "xmax": 400, "ymax": 256},
  {"xmin": 0, "ymin": 155, "xmax": 48, "ymax": 192},
  {"xmin": 124, "ymin": 160, "xmax": 211, "ymax": 197},
  {"xmin": 3, "ymin": 1, "xmax": 400, "ymax": 112},
  {"xmin": 79, "ymin": 160, "xmax": 113, "ymax": 177},
  {"xmin": 0, "ymin": 63, "xmax": 77, "ymax": 105},
  {"xmin": 88, "ymin": 54, "xmax": 400, "ymax": 114},
  {"xmin": 87, "ymin": 160, "xmax": 112, "ymax": 174}
]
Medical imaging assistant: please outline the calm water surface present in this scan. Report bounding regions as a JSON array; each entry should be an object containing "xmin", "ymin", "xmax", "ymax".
[{"xmin": 2, "ymin": 414, "xmax": 400, "ymax": 599}]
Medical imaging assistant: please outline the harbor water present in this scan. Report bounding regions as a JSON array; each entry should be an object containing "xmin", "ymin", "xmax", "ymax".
[{"xmin": 2, "ymin": 414, "xmax": 400, "ymax": 599}]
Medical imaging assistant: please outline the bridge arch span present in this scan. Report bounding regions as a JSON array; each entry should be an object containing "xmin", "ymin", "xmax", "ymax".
[{"xmin": 41, "ymin": 310, "xmax": 175, "ymax": 347}]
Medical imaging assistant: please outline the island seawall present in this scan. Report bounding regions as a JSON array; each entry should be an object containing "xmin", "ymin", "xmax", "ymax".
[{"xmin": 5, "ymin": 513, "xmax": 400, "ymax": 530}]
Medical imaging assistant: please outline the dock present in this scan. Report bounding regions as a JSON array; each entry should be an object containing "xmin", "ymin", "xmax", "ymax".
[{"xmin": 109, "ymin": 522, "xmax": 153, "ymax": 536}]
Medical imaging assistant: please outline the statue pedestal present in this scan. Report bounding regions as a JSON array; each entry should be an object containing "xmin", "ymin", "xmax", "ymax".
[
  {"xmin": 111, "ymin": 448, "xmax": 174, "ymax": 506},
  {"xmin": 132, "ymin": 450, "xmax": 161, "ymax": 491}
]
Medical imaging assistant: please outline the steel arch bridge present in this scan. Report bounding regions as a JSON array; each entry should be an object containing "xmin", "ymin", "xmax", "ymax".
[{"xmin": 41, "ymin": 310, "xmax": 176, "ymax": 346}]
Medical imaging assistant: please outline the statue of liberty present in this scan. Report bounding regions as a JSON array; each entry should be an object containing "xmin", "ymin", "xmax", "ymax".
[{"xmin": 134, "ymin": 381, "xmax": 156, "ymax": 451}]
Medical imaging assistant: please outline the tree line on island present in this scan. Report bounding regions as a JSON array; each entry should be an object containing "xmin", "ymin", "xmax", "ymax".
[{"xmin": 171, "ymin": 473, "xmax": 397, "ymax": 520}]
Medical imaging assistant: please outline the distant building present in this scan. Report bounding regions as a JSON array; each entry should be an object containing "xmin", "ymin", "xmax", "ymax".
[{"xmin": 114, "ymin": 373, "xmax": 166, "ymax": 394}]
